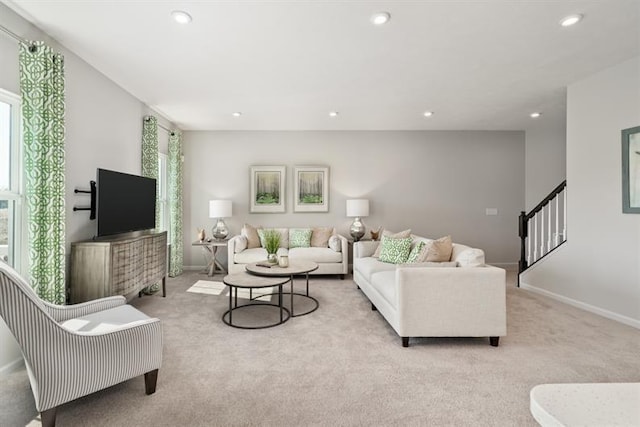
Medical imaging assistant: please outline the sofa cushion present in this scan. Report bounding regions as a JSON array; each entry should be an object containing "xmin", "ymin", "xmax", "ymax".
[
  {"xmin": 423, "ymin": 235, "xmax": 453, "ymax": 262},
  {"xmin": 289, "ymin": 247, "xmax": 342, "ymax": 263},
  {"xmin": 398, "ymin": 261, "xmax": 458, "ymax": 268},
  {"xmin": 407, "ymin": 241, "xmax": 426, "ymax": 263},
  {"xmin": 370, "ymin": 271, "xmax": 397, "ymax": 308},
  {"xmin": 379, "ymin": 236, "xmax": 412, "ymax": 264},
  {"xmin": 234, "ymin": 247, "xmax": 289, "ymax": 264},
  {"xmin": 328, "ymin": 235, "xmax": 341, "ymax": 252},
  {"xmin": 311, "ymin": 227, "xmax": 334, "ymax": 247},
  {"xmin": 242, "ymin": 224, "xmax": 261, "ymax": 249},
  {"xmin": 234, "ymin": 236, "xmax": 248, "ymax": 253},
  {"xmin": 373, "ymin": 229, "xmax": 412, "ymax": 258},
  {"xmin": 289, "ymin": 228, "xmax": 312, "ymax": 248},
  {"xmin": 454, "ymin": 248, "xmax": 485, "ymax": 267},
  {"xmin": 353, "ymin": 257, "xmax": 396, "ymax": 281}
]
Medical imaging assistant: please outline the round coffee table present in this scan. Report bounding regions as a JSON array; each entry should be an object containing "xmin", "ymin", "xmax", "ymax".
[
  {"xmin": 222, "ymin": 273, "xmax": 291, "ymax": 329},
  {"xmin": 245, "ymin": 260, "xmax": 319, "ymax": 317}
]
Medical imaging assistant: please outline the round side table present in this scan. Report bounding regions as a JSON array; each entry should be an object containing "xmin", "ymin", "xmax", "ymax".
[
  {"xmin": 222, "ymin": 273, "xmax": 291, "ymax": 329},
  {"xmin": 245, "ymin": 260, "xmax": 319, "ymax": 317}
]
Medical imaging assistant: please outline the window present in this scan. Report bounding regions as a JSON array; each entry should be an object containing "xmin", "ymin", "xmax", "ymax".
[
  {"xmin": 157, "ymin": 152, "xmax": 170, "ymax": 243},
  {"xmin": 0, "ymin": 89, "xmax": 24, "ymax": 271}
]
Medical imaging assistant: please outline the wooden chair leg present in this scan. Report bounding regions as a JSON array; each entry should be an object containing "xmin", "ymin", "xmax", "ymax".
[
  {"xmin": 145, "ymin": 369, "xmax": 159, "ymax": 395},
  {"xmin": 402, "ymin": 337, "xmax": 409, "ymax": 347},
  {"xmin": 490, "ymin": 336, "xmax": 500, "ymax": 347},
  {"xmin": 41, "ymin": 407, "xmax": 57, "ymax": 427}
]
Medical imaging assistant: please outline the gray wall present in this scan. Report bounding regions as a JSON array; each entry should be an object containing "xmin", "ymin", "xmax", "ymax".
[
  {"xmin": 183, "ymin": 130, "xmax": 525, "ymax": 268},
  {"xmin": 0, "ymin": 3, "xmax": 173, "ymax": 372},
  {"xmin": 525, "ymin": 118, "xmax": 566, "ymax": 211},
  {"xmin": 522, "ymin": 56, "xmax": 640, "ymax": 326}
]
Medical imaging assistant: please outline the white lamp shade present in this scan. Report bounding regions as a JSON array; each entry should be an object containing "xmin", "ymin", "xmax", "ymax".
[
  {"xmin": 346, "ymin": 199, "xmax": 369, "ymax": 217},
  {"xmin": 209, "ymin": 200, "xmax": 232, "ymax": 218}
]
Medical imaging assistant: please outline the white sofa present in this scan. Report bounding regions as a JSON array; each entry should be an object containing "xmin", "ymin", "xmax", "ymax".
[
  {"xmin": 353, "ymin": 236, "xmax": 506, "ymax": 347},
  {"xmin": 227, "ymin": 229, "xmax": 348, "ymax": 278}
]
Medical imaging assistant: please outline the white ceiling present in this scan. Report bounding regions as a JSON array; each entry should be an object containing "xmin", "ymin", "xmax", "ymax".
[{"xmin": 3, "ymin": 0, "xmax": 639, "ymax": 131}]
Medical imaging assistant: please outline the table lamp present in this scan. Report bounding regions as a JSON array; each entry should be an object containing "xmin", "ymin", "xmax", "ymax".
[
  {"xmin": 209, "ymin": 200, "xmax": 232, "ymax": 240},
  {"xmin": 346, "ymin": 199, "xmax": 369, "ymax": 242}
]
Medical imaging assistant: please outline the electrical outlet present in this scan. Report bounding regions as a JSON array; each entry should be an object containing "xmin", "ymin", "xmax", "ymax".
[{"xmin": 485, "ymin": 208, "xmax": 498, "ymax": 216}]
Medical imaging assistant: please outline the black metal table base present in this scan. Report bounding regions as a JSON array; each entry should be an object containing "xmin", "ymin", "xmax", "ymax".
[
  {"xmin": 251, "ymin": 292, "xmax": 319, "ymax": 317},
  {"xmin": 223, "ymin": 283, "xmax": 290, "ymax": 329},
  {"xmin": 222, "ymin": 304, "xmax": 291, "ymax": 329}
]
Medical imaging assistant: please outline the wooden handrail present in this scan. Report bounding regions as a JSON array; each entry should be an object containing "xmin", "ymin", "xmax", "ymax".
[{"xmin": 525, "ymin": 180, "xmax": 566, "ymax": 220}]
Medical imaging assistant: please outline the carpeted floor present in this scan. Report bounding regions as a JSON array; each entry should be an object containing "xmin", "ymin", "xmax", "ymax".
[{"xmin": 1, "ymin": 270, "xmax": 639, "ymax": 426}]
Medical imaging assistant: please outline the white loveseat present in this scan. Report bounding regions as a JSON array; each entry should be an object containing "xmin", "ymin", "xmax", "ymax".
[
  {"xmin": 227, "ymin": 227, "xmax": 348, "ymax": 278},
  {"xmin": 353, "ymin": 236, "xmax": 506, "ymax": 347}
]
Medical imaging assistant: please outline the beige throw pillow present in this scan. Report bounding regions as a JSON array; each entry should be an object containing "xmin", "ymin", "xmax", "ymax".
[
  {"xmin": 242, "ymin": 224, "xmax": 261, "ymax": 249},
  {"xmin": 328, "ymin": 235, "xmax": 342, "ymax": 252},
  {"xmin": 423, "ymin": 235, "xmax": 453, "ymax": 262},
  {"xmin": 373, "ymin": 229, "xmax": 412, "ymax": 258},
  {"xmin": 234, "ymin": 236, "xmax": 248, "ymax": 253},
  {"xmin": 311, "ymin": 227, "xmax": 334, "ymax": 247}
]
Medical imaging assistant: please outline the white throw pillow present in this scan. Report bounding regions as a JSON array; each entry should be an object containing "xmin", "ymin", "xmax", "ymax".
[
  {"xmin": 234, "ymin": 236, "xmax": 248, "ymax": 253},
  {"xmin": 455, "ymin": 248, "xmax": 485, "ymax": 267},
  {"xmin": 328, "ymin": 235, "xmax": 342, "ymax": 252}
]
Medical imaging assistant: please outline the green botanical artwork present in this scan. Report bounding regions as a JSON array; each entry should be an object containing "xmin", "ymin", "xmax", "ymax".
[
  {"xmin": 255, "ymin": 171, "xmax": 281, "ymax": 204},
  {"xmin": 19, "ymin": 41, "xmax": 66, "ymax": 304},
  {"xmin": 298, "ymin": 171, "xmax": 324, "ymax": 204}
]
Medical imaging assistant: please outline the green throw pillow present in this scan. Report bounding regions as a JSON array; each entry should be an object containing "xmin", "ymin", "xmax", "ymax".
[
  {"xmin": 407, "ymin": 241, "xmax": 425, "ymax": 263},
  {"xmin": 379, "ymin": 236, "xmax": 412, "ymax": 264},
  {"xmin": 289, "ymin": 228, "xmax": 312, "ymax": 248}
]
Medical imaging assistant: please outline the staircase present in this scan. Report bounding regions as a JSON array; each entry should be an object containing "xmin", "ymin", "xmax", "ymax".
[{"xmin": 518, "ymin": 181, "xmax": 567, "ymax": 286}]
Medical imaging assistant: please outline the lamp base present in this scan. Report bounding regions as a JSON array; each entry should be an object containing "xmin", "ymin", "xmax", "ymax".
[
  {"xmin": 212, "ymin": 219, "xmax": 229, "ymax": 240},
  {"xmin": 350, "ymin": 217, "xmax": 365, "ymax": 242}
]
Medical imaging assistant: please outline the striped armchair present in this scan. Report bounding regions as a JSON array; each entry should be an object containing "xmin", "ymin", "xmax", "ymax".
[{"xmin": 0, "ymin": 261, "xmax": 163, "ymax": 427}]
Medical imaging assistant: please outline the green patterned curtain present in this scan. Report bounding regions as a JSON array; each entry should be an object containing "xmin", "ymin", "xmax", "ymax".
[
  {"xmin": 19, "ymin": 41, "xmax": 66, "ymax": 304},
  {"xmin": 168, "ymin": 130, "xmax": 183, "ymax": 277},
  {"xmin": 142, "ymin": 116, "xmax": 160, "ymax": 227},
  {"xmin": 142, "ymin": 116, "xmax": 161, "ymax": 293}
]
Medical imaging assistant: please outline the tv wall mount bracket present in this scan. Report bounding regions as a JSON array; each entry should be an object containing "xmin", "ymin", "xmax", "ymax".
[{"xmin": 73, "ymin": 180, "xmax": 96, "ymax": 220}]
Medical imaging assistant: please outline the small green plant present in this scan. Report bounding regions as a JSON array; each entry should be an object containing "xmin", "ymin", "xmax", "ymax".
[{"xmin": 263, "ymin": 229, "xmax": 281, "ymax": 254}]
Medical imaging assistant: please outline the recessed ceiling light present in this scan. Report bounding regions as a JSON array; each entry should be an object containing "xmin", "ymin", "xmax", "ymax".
[
  {"xmin": 530, "ymin": 112, "xmax": 542, "ymax": 118},
  {"xmin": 171, "ymin": 10, "xmax": 192, "ymax": 24},
  {"xmin": 232, "ymin": 112, "xmax": 242, "ymax": 117},
  {"xmin": 329, "ymin": 111, "xmax": 339, "ymax": 117},
  {"xmin": 370, "ymin": 12, "xmax": 391, "ymax": 25},
  {"xmin": 423, "ymin": 111, "xmax": 434, "ymax": 118},
  {"xmin": 560, "ymin": 14, "xmax": 583, "ymax": 27}
]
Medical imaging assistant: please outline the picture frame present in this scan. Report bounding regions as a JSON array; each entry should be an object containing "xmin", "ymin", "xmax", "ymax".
[
  {"xmin": 622, "ymin": 126, "xmax": 640, "ymax": 214},
  {"xmin": 294, "ymin": 166, "xmax": 329, "ymax": 212},
  {"xmin": 250, "ymin": 166, "xmax": 286, "ymax": 213}
]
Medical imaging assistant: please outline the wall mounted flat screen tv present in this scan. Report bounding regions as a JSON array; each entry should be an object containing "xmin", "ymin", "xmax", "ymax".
[{"xmin": 97, "ymin": 168, "xmax": 156, "ymax": 237}]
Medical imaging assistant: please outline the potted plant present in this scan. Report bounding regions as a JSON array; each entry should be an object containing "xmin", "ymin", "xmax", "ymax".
[{"xmin": 263, "ymin": 229, "xmax": 281, "ymax": 264}]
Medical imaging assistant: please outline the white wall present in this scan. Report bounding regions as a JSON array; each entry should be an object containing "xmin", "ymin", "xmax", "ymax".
[
  {"xmin": 0, "ymin": 4, "xmax": 174, "ymax": 372},
  {"xmin": 183, "ymin": 130, "xmax": 525, "ymax": 268},
  {"xmin": 522, "ymin": 57, "xmax": 640, "ymax": 327},
  {"xmin": 525, "ymin": 118, "xmax": 566, "ymax": 211}
]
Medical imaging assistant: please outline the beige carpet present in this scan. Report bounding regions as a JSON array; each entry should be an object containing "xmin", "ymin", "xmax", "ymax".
[{"xmin": 1, "ymin": 270, "xmax": 639, "ymax": 426}]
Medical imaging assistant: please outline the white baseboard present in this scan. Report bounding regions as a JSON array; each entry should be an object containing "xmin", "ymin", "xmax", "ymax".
[
  {"xmin": 183, "ymin": 265, "xmax": 206, "ymax": 271},
  {"xmin": 0, "ymin": 357, "xmax": 24, "ymax": 377},
  {"xmin": 520, "ymin": 282, "xmax": 640, "ymax": 330},
  {"xmin": 490, "ymin": 262, "xmax": 518, "ymax": 271}
]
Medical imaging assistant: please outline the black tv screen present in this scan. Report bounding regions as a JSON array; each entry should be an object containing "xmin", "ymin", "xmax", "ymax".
[{"xmin": 97, "ymin": 168, "xmax": 156, "ymax": 237}]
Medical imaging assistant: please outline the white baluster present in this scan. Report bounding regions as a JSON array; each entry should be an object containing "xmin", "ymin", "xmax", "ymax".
[
  {"xmin": 527, "ymin": 218, "xmax": 532, "ymax": 265},
  {"xmin": 555, "ymin": 196, "xmax": 560, "ymax": 246},
  {"xmin": 563, "ymin": 189, "xmax": 567, "ymax": 242},
  {"xmin": 533, "ymin": 213, "xmax": 538, "ymax": 262},
  {"xmin": 540, "ymin": 209, "xmax": 545, "ymax": 258},
  {"xmin": 547, "ymin": 201, "xmax": 553, "ymax": 252}
]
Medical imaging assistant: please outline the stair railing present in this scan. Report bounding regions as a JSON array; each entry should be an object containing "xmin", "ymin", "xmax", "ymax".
[{"xmin": 518, "ymin": 181, "xmax": 567, "ymax": 286}]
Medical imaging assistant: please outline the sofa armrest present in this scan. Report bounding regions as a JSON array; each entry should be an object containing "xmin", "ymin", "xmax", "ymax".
[
  {"xmin": 227, "ymin": 235, "xmax": 242, "ymax": 264},
  {"xmin": 395, "ymin": 265, "xmax": 506, "ymax": 336},
  {"xmin": 353, "ymin": 241, "xmax": 379, "ymax": 258},
  {"xmin": 336, "ymin": 234, "xmax": 349, "ymax": 273}
]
